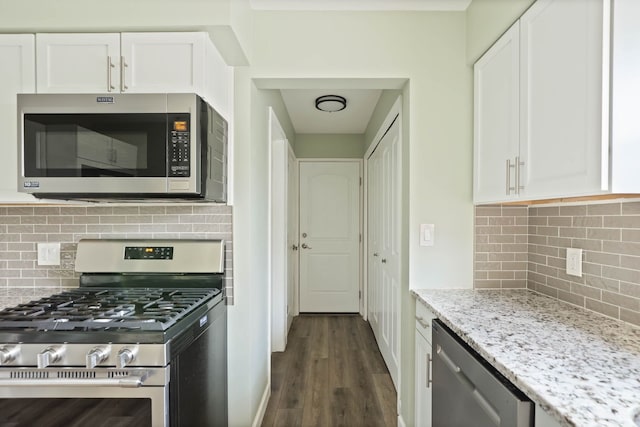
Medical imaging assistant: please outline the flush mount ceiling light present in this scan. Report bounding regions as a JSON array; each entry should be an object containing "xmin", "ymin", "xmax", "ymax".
[{"xmin": 315, "ymin": 95, "xmax": 347, "ymax": 113}]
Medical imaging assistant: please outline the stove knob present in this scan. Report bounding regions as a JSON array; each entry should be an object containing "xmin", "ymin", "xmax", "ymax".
[
  {"xmin": 37, "ymin": 346, "xmax": 64, "ymax": 368},
  {"xmin": 0, "ymin": 345, "xmax": 19, "ymax": 365},
  {"xmin": 117, "ymin": 347, "xmax": 137, "ymax": 369},
  {"xmin": 86, "ymin": 346, "xmax": 111, "ymax": 369}
]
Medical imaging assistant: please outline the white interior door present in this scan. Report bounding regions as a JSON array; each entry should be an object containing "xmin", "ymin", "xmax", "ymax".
[
  {"xmin": 367, "ymin": 114, "xmax": 401, "ymax": 389},
  {"xmin": 287, "ymin": 147, "xmax": 298, "ymax": 328},
  {"xmin": 299, "ymin": 161, "xmax": 361, "ymax": 313},
  {"xmin": 269, "ymin": 108, "xmax": 291, "ymax": 352}
]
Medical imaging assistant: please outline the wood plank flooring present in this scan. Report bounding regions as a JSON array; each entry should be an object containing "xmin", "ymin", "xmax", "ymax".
[{"xmin": 262, "ymin": 315, "xmax": 397, "ymax": 427}]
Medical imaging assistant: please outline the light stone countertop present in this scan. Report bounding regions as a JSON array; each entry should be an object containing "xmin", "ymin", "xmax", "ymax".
[{"xmin": 412, "ymin": 288, "xmax": 640, "ymax": 427}]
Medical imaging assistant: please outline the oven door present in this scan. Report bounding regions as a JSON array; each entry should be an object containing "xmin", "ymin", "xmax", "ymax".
[{"xmin": 0, "ymin": 367, "xmax": 168, "ymax": 427}]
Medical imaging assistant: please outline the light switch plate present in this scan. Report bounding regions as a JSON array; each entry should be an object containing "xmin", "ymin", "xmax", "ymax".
[
  {"xmin": 566, "ymin": 248, "xmax": 582, "ymax": 277},
  {"xmin": 420, "ymin": 224, "xmax": 435, "ymax": 247},
  {"xmin": 37, "ymin": 242, "xmax": 61, "ymax": 266}
]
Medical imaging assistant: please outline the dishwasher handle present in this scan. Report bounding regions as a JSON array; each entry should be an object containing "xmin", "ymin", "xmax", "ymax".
[{"xmin": 436, "ymin": 344, "xmax": 501, "ymax": 425}]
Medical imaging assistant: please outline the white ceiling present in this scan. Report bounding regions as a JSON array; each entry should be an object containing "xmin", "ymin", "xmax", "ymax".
[
  {"xmin": 251, "ymin": 0, "xmax": 472, "ymax": 11},
  {"xmin": 281, "ymin": 89, "xmax": 382, "ymax": 134}
]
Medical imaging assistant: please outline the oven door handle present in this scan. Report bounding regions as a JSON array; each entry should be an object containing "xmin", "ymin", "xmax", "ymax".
[{"xmin": 0, "ymin": 375, "xmax": 147, "ymax": 388}]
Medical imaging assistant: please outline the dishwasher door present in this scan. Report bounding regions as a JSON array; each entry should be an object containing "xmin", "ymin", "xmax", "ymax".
[{"xmin": 432, "ymin": 319, "xmax": 533, "ymax": 427}]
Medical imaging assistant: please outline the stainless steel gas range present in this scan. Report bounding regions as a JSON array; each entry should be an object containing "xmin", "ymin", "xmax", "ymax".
[{"xmin": 0, "ymin": 239, "xmax": 227, "ymax": 427}]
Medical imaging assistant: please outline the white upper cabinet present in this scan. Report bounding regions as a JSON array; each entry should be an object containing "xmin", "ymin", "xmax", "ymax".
[
  {"xmin": 610, "ymin": 0, "xmax": 640, "ymax": 193},
  {"xmin": 119, "ymin": 32, "xmax": 206, "ymax": 95},
  {"xmin": 36, "ymin": 33, "xmax": 121, "ymax": 94},
  {"xmin": 474, "ymin": 0, "xmax": 640, "ymax": 203},
  {"xmin": 35, "ymin": 32, "xmax": 228, "ymax": 110},
  {"xmin": 519, "ymin": 0, "xmax": 605, "ymax": 199},
  {"xmin": 0, "ymin": 34, "xmax": 37, "ymax": 202},
  {"xmin": 473, "ymin": 23, "xmax": 520, "ymax": 203}
]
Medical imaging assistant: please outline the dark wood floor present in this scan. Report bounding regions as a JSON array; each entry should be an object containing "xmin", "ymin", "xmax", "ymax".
[{"xmin": 261, "ymin": 315, "xmax": 397, "ymax": 427}]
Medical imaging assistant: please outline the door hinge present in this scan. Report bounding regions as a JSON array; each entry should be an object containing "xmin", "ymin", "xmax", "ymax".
[{"xmin": 359, "ymin": 290, "xmax": 362, "ymax": 299}]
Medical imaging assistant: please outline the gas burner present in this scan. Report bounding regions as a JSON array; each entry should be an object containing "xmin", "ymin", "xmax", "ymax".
[{"xmin": 0, "ymin": 288, "xmax": 221, "ymax": 332}]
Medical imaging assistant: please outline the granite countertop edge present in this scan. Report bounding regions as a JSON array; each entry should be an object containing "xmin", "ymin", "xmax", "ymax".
[{"xmin": 411, "ymin": 288, "xmax": 640, "ymax": 427}]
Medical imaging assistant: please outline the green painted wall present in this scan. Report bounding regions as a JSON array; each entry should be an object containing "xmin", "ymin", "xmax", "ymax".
[
  {"xmin": 243, "ymin": 10, "xmax": 473, "ymax": 426},
  {"xmin": 295, "ymin": 133, "xmax": 365, "ymax": 158},
  {"xmin": 364, "ymin": 89, "xmax": 403, "ymax": 151},
  {"xmin": 466, "ymin": 0, "xmax": 535, "ymax": 64}
]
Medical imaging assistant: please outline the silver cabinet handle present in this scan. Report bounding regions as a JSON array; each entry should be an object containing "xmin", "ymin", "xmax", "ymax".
[
  {"xmin": 506, "ymin": 159, "xmax": 511, "ymax": 195},
  {"xmin": 120, "ymin": 56, "xmax": 128, "ymax": 91},
  {"xmin": 426, "ymin": 353, "xmax": 432, "ymax": 388},
  {"xmin": 301, "ymin": 243, "xmax": 312, "ymax": 249},
  {"xmin": 373, "ymin": 252, "xmax": 379, "ymax": 257},
  {"xmin": 506, "ymin": 158, "xmax": 517, "ymax": 195},
  {"xmin": 107, "ymin": 56, "xmax": 116, "ymax": 92},
  {"xmin": 292, "ymin": 244, "xmax": 298, "ymax": 251},
  {"xmin": 516, "ymin": 156, "xmax": 525, "ymax": 194},
  {"xmin": 415, "ymin": 316, "xmax": 429, "ymax": 329},
  {"xmin": 381, "ymin": 258, "xmax": 387, "ymax": 263}
]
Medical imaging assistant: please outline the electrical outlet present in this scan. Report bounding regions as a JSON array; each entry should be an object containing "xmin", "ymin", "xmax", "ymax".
[
  {"xmin": 566, "ymin": 248, "xmax": 582, "ymax": 277},
  {"xmin": 37, "ymin": 243, "xmax": 61, "ymax": 266}
]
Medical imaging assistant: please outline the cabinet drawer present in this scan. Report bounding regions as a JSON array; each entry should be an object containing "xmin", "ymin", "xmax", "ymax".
[{"xmin": 415, "ymin": 301, "xmax": 436, "ymax": 342}]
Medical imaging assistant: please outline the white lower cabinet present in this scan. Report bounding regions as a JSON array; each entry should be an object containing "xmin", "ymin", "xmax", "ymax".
[
  {"xmin": 535, "ymin": 404, "xmax": 562, "ymax": 427},
  {"xmin": 415, "ymin": 302, "xmax": 436, "ymax": 427}
]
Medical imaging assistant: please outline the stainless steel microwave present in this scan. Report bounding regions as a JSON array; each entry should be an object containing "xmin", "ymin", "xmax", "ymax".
[{"xmin": 17, "ymin": 93, "xmax": 227, "ymax": 202}]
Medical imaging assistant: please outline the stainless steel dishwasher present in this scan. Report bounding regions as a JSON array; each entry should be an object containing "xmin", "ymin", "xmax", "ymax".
[{"xmin": 432, "ymin": 319, "xmax": 533, "ymax": 427}]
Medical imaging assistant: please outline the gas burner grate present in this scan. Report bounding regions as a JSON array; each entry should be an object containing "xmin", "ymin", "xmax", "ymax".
[{"xmin": 0, "ymin": 288, "xmax": 221, "ymax": 332}]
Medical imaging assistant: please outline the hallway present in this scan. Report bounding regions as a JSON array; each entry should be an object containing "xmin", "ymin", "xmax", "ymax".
[{"xmin": 261, "ymin": 315, "xmax": 397, "ymax": 427}]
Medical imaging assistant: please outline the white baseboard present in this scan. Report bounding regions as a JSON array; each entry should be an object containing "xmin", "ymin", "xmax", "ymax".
[
  {"xmin": 252, "ymin": 382, "xmax": 271, "ymax": 427},
  {"xmin": 398, "ymin": 414, "xmax": 407, "ymax": 427}
]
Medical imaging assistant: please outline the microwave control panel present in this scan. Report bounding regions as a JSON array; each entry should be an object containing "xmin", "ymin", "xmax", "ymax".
[{"xmin": 169, "ymin": 115, "xmax": 190, "ymax": 177}]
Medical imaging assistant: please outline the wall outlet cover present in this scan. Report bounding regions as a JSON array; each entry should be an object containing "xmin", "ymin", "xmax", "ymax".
[
  {"xmin": 566, "ymin": 248, "xmax": 583, "ymax": 277},
  {"xmin": 37, "ymin": 242, "xmax": 61, "ymax": 266}
]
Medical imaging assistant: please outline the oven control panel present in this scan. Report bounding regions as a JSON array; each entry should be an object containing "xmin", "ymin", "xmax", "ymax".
[
  {"xmin": 124, "ymin": 246, "xmax": 174, "ymax": 260},
  {"xmin": 0, "ymin": 344, "xmax": 166, "ymax": 368}
]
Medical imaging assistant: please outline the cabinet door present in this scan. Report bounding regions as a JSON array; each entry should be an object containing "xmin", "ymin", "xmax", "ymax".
[
  {"xmin": 0, "ymin": 34, "xmax": 35, "ymax": 201},
  {"xmin": 36, "ymin": 33, "xmax": 120, "ymax": 93},
  {"xmin": 415, "ymin": 329, "xmax": 432, "ymax": 427},
  {"xmin": 519, "ymin": 0, "xmax": 606, "ymax": 198},
  {"xmin": 473, "ymin": 23, "xmax": 520, "ymax": 204},
  {"xmin": 120, "ymin": 32, "xmax": 205, "ymax": 94}
]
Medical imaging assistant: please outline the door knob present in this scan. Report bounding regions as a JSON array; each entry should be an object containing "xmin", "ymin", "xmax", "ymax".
[
  {"xmin": 292, "ymin": 244, "xmax": 298, "ymax": 251},
  {"xmin": 302, "ymin": 232, "xmax": 308, "ymax": 238},
  {"xmin": 301, "ymin": 243, "xmax": 312, "ymax": 249}
]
